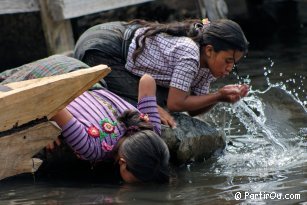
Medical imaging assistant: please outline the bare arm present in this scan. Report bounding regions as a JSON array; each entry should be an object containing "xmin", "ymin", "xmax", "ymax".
[
  {"xmin": 138, "ymin": 74, "xmax": 177, "ymax": 128},
  {"xmin": 138, "ymin": 74, "xmax": 156, "ymax": 100},
  {"xmin": 50, "ymin": 108, "xmax": 73, "ymax": 128},
  {"xmin": 167, "ymin": 84, "xmax": 249, "ymax": 117},
  {"xmin": 46, "ymin": 108, "xmax": 73, "ymax": 150}
]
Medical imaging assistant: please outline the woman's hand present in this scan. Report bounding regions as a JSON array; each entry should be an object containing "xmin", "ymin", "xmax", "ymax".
[
  {"xmin": 138, "ymin": 74, "xmax": 177, "ymax": 128},
  {"xmin": 157, "ymin": 106, "xmax": 177, "ymax": 128},
  {"xmin": 218, "ymin": 84, "xmax": 249, "ymax": 103},
  {"xmin": 46, "ymin": 136, "xmax": 61, "ymax": 151},
  {"xmin": 239, "ymin": 84, "xmax": 249, "ymax": 97}
]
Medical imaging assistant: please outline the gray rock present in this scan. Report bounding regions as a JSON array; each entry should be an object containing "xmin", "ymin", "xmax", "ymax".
[{"xmin": 161, "ymin": 112, "xmax": 226, "ymax": 164}]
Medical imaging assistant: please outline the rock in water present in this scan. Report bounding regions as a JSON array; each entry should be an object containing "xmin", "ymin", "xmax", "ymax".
[{"xmin": 161, "ymin": 113, "xmax": 226, "ymax": 164}]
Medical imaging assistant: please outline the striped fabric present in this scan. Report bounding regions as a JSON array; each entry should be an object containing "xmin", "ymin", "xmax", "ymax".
[
  {"xmin": 0, "ymin": 55, "xmax": 89, "ymax": 84},
  {"xmin": 125, "ymin": 28, "xmax": 216, "ymax": 95},
  {"xmin": 61, "ymin": 88, "xmax": 160, "ymax": 162}
]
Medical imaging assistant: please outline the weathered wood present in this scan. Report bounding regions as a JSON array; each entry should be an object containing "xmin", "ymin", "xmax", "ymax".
[
  {"xmin": 0, "ymin": 65, "xmax": 111, "ymax": 132},
  {"xmin": 48, "ymin": 0, "xmax": 153, "ymax": 21},
  {"xmin": 0, "ymin": 121, "xmax": 61, "ymax": 180},
  {"xmin": 0, "ymin": 0, "xmax": 39, "ymax": 15},
  {"xmin": 0, "ymin": 0, "xmax": 153, "ymax": 19},
  {"xmin": 38, "ymin": 0, "xmax": 75, "ymax": 54}
]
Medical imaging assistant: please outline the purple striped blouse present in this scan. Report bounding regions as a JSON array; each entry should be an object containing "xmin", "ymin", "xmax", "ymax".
[{"xmin": 61, "ymin": 88, "xmax": 161, "ymax": 162}]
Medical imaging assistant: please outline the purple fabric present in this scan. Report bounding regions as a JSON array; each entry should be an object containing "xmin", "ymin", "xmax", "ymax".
[{"xmin": 61, "ymin": 88, "xmax": 160, "ymax": 162}]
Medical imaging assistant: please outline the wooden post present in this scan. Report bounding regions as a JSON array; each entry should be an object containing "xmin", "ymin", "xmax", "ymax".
[{"xmin": 38, "ymin": 0, "xmax": 75, "ymax": 55}]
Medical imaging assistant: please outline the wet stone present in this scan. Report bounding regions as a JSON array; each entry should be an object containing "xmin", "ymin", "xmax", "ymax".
[{"xmin": 162, "ymin": 113, "xmax": 226, "ymax": 164}]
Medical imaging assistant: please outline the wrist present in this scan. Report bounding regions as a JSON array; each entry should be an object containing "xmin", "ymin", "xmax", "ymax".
[{"xmin": 213, "ymin": 91, "xmax": 223, "ymax": 102}]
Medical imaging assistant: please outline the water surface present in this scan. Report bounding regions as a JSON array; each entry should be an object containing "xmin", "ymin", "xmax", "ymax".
[{"xmin": 0, "ymin": 23, "xmax": 306, "ymax": 205}]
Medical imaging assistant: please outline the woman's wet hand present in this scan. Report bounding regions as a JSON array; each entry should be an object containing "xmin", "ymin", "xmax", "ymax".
[
  {"xmin": 157, "ymin": 106, "xmax": 177, "ymax": 128},
  {"xmin": 239, "ymin": 84, "xmax": 249, "ymax": 97},
  {"xmin": 218, "ymin": 84, "xmax": 246, "ymax": 103}
]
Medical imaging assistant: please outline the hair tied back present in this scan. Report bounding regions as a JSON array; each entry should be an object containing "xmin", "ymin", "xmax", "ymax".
[
  {"xmin": 194, "ymin": 22, "xmax": 204, "ymax": 31},
  {"xmin": 125, "ymin": 125, "xmax": 140, "ymax": 136}
]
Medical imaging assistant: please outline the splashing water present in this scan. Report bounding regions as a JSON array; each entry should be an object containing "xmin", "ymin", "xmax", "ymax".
[
  {"xmin": 202, "ymin": 59, "xmax": 307, "ymax": 177},
  {"xmin": 231, "ymin": 97, "xmax": 287, "ymax": 151}
]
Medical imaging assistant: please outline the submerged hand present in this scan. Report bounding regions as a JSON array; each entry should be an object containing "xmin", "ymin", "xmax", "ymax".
[{"xmin": 157, "ymin": 106, "xmax": 177, "ymax": 128}]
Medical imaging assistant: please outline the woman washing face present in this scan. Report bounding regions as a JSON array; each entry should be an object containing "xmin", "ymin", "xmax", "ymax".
[{"xmin": 74, "ymin": 18, "xmax": 249, "ymax": 127}]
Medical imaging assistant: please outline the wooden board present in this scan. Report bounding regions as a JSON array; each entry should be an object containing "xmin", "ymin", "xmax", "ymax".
[
  {"xmin": 0, "ymin": 0, "xmax": 39, "ymax": 15},
  {"xmin": 48, "ymin": 0, "xmax": 153, "ymax": 21},
  {"xmin": 0, "ymin": 0, "xmax": 153, "ymax": 18},
  {"xmin": 0, "ymin": 64, "xmax": 111, "ymax": 132},
  {"xmin": 0, "ymin": 121, "xmax": 61, "ymax": 180}
]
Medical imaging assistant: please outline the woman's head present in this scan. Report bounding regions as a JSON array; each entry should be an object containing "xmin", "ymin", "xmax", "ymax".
[
  {"xmin": 114, "ymin": 110, "xmax": 170, "ymax": 184},
  {"xmin": 197, "ymin": 19, "xmax": 248, "ymax": 77},
  {"xmin": 131, "ymin": 19, "xmax": 248, "ymax": 77},
  {"xmin": 199, "ymin": 19, "xmax": 249, "ymax": 53}
]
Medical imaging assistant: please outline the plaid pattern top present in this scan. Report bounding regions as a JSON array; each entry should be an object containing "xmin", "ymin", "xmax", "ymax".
[{"xmin": 125, "ymin": 28, "xmax": 216, "ymax": 96}]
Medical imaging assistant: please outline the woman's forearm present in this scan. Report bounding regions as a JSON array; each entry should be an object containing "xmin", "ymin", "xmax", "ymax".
[
  {"xmin": 50, "ymin": 108, "xmax": 73, "ymax": 128},
  {"xmin": 167, "ymin": 88, "xmax": 222, "ymax": 113}
]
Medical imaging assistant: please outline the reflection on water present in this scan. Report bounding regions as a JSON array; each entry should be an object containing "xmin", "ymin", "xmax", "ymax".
[{"xmin": 0, "ymin": 24, "xmax": 307, "ymax": 205}]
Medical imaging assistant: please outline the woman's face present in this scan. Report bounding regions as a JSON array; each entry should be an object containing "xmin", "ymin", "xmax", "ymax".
[
  {"xmin": 118, "ymin": 157, "xmax": 139, "ymax": 183},
  {"xmin": 200, "ymin": 46, "xmax": 244, "ymax": 78}
]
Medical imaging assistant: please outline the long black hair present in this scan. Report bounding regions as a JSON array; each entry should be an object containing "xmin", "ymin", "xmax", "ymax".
[
  {"xmin": 113, "ymin": 110, "xmax": 170, "ymax": 183},
  {"xmin": 129, "ymin": 19, "xmax": 249, "ymax": 62}
]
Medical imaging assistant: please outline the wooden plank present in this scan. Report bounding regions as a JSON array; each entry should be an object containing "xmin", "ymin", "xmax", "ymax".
[
  {"xmin": 0, "ymin": 0, "xmax": 39, "ymax": 15},
  {"xmin": 39, "ymin": 0, "xmax": 75, "ymax": 54},
  {"xmin": 48, "ymin": 0, "xmax": 153, "ymax": 21},
  {"xmin": 0, "ymin": 121, "xmax": 61, "ymax": 180},
  {"xmin": 0, "ymin": 65, "xmax": 111, "ymax": 132}
]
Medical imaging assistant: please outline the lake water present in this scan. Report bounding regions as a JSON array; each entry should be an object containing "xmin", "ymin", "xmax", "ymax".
[{"xmin": 0, "ymin": 23, "xmax": 306, "ymax": 205}]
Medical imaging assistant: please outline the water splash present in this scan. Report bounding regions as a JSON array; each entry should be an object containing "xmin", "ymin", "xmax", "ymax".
[
  {"xmin": 231, "ymin": 98, "xmax": 287, "ymax": 151},
  {"xmin": 202, "ymin": 58, "xmax": 307, "ymax": 176},
  {"xmin": 231, "ymin": 63, "xmax": 306, "ymax": 149}
]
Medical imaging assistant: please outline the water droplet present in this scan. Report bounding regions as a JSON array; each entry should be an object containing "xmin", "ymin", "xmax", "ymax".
[{"xmin": 186, "ymin": 164, "xmax": 191, "ymax": 172}]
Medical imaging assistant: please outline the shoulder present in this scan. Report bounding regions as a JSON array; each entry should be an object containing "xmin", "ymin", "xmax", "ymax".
[
  {"xmin": 174, "ymin": 37, "xmax": 199, "ymax": 52},
  {"xmin": 164, "ymin": 36, "xmax": 199, "ymax": 60}
]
